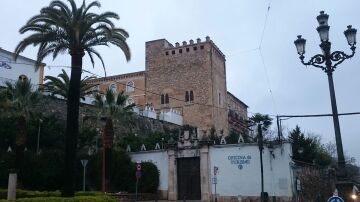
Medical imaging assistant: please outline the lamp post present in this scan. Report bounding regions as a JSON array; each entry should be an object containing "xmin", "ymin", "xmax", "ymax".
[
  {"xmin": 36, "ymin": 118, "xmax": 43, "ymax": 154},
  {"xmin": 257, "ymin": 124, "xmax": 265, "ymax": 202},
  {"xmin": 294, "ymin": 11, "xmax": 357, "ymax": 200}
]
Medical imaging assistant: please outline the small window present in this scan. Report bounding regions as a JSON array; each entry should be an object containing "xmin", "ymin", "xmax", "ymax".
[
  {"xmin": 165, "ymin": 93, "xmax": 169, "ymax": 104},
  {"xmin": 172, "ymin": 50, "xmax": 175, "ymax": 55},
  {"xmin": 179, "ymin": 49, "xmax": 183, "ymax": 54},
  {"xmin": 18, "ymin": 74, "xmax": 28, "ymax": 81},
  {"xmin": 186, "ymin": 48, "xmax": 190, "ymax": 52},
  {"xmin": 190, "ymin": 91, "xmax": 194, "ymax": 102},
  {"xmin": 109, "ymin": 83, "xmax": 117, "ymax": 93},
  {"xmin": 193, "ymin": 46, "xmax": 197, "ymax": 51},
  {"xmin": 200, "ymin": 45, "xmax": 204, "ymax": 50},
  {"xmin": 161, "ymin": 94, "xmax": 165, "ymax": 105},
  {"xmin": 185, "ymin": 91, "xmax": 194, "ymax": 103},
  {"xmin": 218, "ymin": 92, "xmax": 221, "ymax": 105},
  {"xmin": 165, "ymin": 51, "xmax": 169, "ymax": 55},
  {"xmin": 92, "ymin": 85, "xmax": 99, "ymax": 96},
  {"xmin": 127, "ymin": 98, "xmax": 134, "ymax": 106},
  {"xmin": 126, "ymin": 80, "xmax": 135, "ymax": 92}
]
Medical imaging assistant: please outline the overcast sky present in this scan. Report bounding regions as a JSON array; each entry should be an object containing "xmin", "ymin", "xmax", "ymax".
[{"xmin": 0, "ymin": 0, "xmax": 359, "ymax": 164}]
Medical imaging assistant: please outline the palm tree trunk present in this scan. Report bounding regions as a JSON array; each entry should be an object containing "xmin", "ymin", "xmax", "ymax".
[
  {"xmin": 103, "ymin": 118, "xmax": 114, "ymax": 191},
  {"xmin": 15, "ymin": 115, "xmax": 26, "ymax": 171},
  {"xmin": 62, "ymin": 51, "xmax": 83, "ymax": 197},
  {"xmin": 7, "ymin": 115, "xmax": 26, "ymax": 200}
]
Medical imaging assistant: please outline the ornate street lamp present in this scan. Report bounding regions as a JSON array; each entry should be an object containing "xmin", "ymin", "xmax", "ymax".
[{"xmin": 294, "ymin": 11, "xmax": 357, "ymax": 200}]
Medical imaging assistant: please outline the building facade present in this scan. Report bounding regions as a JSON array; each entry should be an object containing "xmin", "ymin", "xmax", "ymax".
[
  {"xmin": 89, "ymin": 37, "xmax": 248, "ymax": 136},
  {"xmin": 0, "ymin": 48, "xmax": 45, "ymax": 88}
]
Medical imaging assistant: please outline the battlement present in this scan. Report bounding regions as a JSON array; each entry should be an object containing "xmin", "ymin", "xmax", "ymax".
[{"xmin": 146, "ymin": 36, "xmax": 225, "ymax": 60}]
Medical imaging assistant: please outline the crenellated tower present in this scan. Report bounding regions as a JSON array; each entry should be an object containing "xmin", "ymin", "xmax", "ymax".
[{"xmin": 145, "ymin": 36, "xmax": 228, "ymax": 135}]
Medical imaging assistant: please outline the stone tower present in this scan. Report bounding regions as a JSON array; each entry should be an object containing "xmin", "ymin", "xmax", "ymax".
[{"xmin": 145, "ymin": 37, "xmax": 228, "ymax": 135}]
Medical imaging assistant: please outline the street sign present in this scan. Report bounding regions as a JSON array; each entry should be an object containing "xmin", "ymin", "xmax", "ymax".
[
  {"xmin": 212, "ymin": 177, "xmax": 217, "ymax": 184},
  {"xmin": 327, "ymin": 196, "xmax": 344, "ymax": 202},
  {"xmin": 296, "ymin": 178, "xmax": 301, "ymax": 191},
  {"xmin": 136, "ymin": 162, "xmax": 141, "ymax": 171},
  {"xmin": 214, "ymin": 166, "xmax": 219, "ymax": 176},
  {"xmin": 81, "ymin": 159, "xmax": 88, "ymax": 167}
]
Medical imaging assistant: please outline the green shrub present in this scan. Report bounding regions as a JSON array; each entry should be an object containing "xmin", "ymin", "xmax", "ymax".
[
  {"xmin": 0, "ymin": 189, "xmax": 59, "ymax": 199},
  {"xmin": 0, "ymin": 189, "xmax": 103, "ymax": 200},
  {"xmin": 87, "ymin": 150, "xmax": 159, "ymax": 193},
  {"xmin": 0, "ymin": 195, "xmax": 116, "ymax": 202},
  {"xmin": 137, "ymin": 162, "xmax": 159, "ymax": 193}
]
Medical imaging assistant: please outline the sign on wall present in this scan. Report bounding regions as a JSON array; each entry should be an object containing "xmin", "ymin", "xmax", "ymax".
[{"xmin": 228, "ymin": 155, "xmax": 252, "ymax": 170}]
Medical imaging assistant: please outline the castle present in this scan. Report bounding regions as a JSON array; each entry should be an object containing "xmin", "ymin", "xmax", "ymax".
[{"xmin": 88, "ymin": 36, "xmax": 248, "ymax": 136}]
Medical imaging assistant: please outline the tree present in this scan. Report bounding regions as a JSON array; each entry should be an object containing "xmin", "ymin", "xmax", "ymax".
[
  {"xmin": 248, "ymin": 113, "xmax": 272, "ymax": 132},
  {"xmin": 93, "ymin": 88, "xmax": 135, "ymax": 148},
  {"xmin": 14, "ymin": 0, "xmax": 130, "ymax": 196},
  {"xmin": 0, "ymin": 79, "xmax": 40, "ymax": 199},
  {"xmin": 248, "ymin": 113, "xmax": 273, "ymax": 140},
  {"xmin": 43, "ymin": 69, "xmax": 97, "ymax": 100},
  {"xmin": 289, "ymin": 125, "xmax": 332, "ymax": 167}
]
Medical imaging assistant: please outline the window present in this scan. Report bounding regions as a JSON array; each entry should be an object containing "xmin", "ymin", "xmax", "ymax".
[
  {"xmin": 218, "ymin": 92, "xmax": 221, "ymax": 105},
  {"xmin": 179, "ymin": 49, "xmax": 183, "ymax": 54},
  {"xmin": 172, "ymin": 50, "xmax": 175, "ymax": 55},
  {"xmin": 200, "ymin": 45, "xmax": 204, "ymax": 50},
  {"xmin": 92, "ymin": 85, "xmax": 99, "ymax": 96},
  {"xmin": 161, "ymin": 94, "xmax": 165, "ymax": 105},
  {"xmin": 161, "ymin": 93, "xmax": 169, "ymax": 105},
  {"xmin": 193, "ymin": 46, "xmax": 197, "ymax": 51},
  {"xmin": 18, "ymin": 74, "xmax": 28, "ymax": 81},
  {"xmin": 127, "ymin": 98, "xmax": 134, "ymax": 106},
  {"xmin": 126, "ymin": 80, "xmax": 134, "ymax": 92},
  {"xmin": 186, "ymin": 48, "xmax": 190, "ymax": 52},
  {"xmin": 109, "ymin": 83, "xmax": 117, "ymax": 93},
  {"xmin": 165, "ymin": 51, "xmax": 169, "ymax": 55},
  {"xmin": 165, "ymin": 93, "xmax": 169, "ymax": 104},
  {"xmin": 185, "ymin": 90, "xmax": 194, "ymax": 103}
]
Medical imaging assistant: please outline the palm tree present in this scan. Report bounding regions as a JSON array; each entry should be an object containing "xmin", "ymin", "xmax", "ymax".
[
  {"xmin": 14, "ymin": 0, "xmax": 130, "ymax": 196},
  {"xmin": 93, "ymin": 88, "xmax": 135, "ymax": 191},
  {"xmin": 43, "ymin": 69, "xmax": 98, "ymax": 100},
  {"xmin": 93, "ymin": 88, "xmax": 135, "ymax": 147},
  {"xmin": 1, "ymin": 79, "xmax": 40, "ymax": 200},
  {"xmin": 248, "ymin": 113, "xmax": 273, "ymax": 132}
]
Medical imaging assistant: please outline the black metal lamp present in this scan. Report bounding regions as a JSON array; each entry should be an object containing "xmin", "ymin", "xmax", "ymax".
[
  {"xmin": 316, "ymin": 11, "xmax": 330, "ymax": 42},
  {"xmin": 316, "ymin": 11, "xmax": 329, "ymax": 25},
  {"xmin": 317, "ymin": 24, "xmax": 330, "ymax": 42},
  {"xmin": 344, "ymin": 25, "xmax": 357, "ymax": 47},
  {"xmin": 294, "ymin": 35, "xmax": 306, "ymax": 55}
]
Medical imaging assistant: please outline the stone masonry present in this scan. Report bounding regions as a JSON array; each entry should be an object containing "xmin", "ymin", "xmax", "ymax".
[
  {"xmin": 145, "ymin": 37, "xmax": 229, "ymax": 135},
  {"xmin": 89, "ymin": 37, "xmax": 248, "ymax": 136}
]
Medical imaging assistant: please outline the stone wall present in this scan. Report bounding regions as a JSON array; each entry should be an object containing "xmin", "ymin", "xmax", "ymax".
[
  {"xmin": 37, "ymin": 96, "xmax": 179, "ymax": 137},
  {"xmin": 145, "ymin": 37, "xmax": 228, "ymax": 135}
]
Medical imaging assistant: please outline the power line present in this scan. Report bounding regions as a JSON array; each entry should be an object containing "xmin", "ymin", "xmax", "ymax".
[
  {"xmin": 278, "ymin": 112, "xmax": 360, "ymax": 118},
  {"xmin": 259, "ymin": 49, "xmax": 278, "ymax": 114},
  {"xmin": 259, "ymin": 0, "xmax": 272, "ymax": 49}
]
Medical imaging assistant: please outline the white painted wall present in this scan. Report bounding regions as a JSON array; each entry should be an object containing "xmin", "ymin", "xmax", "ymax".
[
  {"xmin": 159, "ymin": 109, "xmax": 183, "ymax": 126},
  {"xmin": 130, "ymin": 150, "xmax": 169, "ymax": 191},
  {"xmin": 209, "ymin": 143, "xmax": 293, "ymax": 197},
  {"xmin": 0, "ymin": 49, "xmax": 41, "ymax": 87}
]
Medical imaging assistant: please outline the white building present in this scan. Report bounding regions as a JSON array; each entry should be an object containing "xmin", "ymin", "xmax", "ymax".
[
  {"xmin": 129, "ymin": 128, "xmax": 295, "ymax": 202},
  {"xmin": 0, "ymin": 48, "xmax": 44, "ymax": 88}
]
